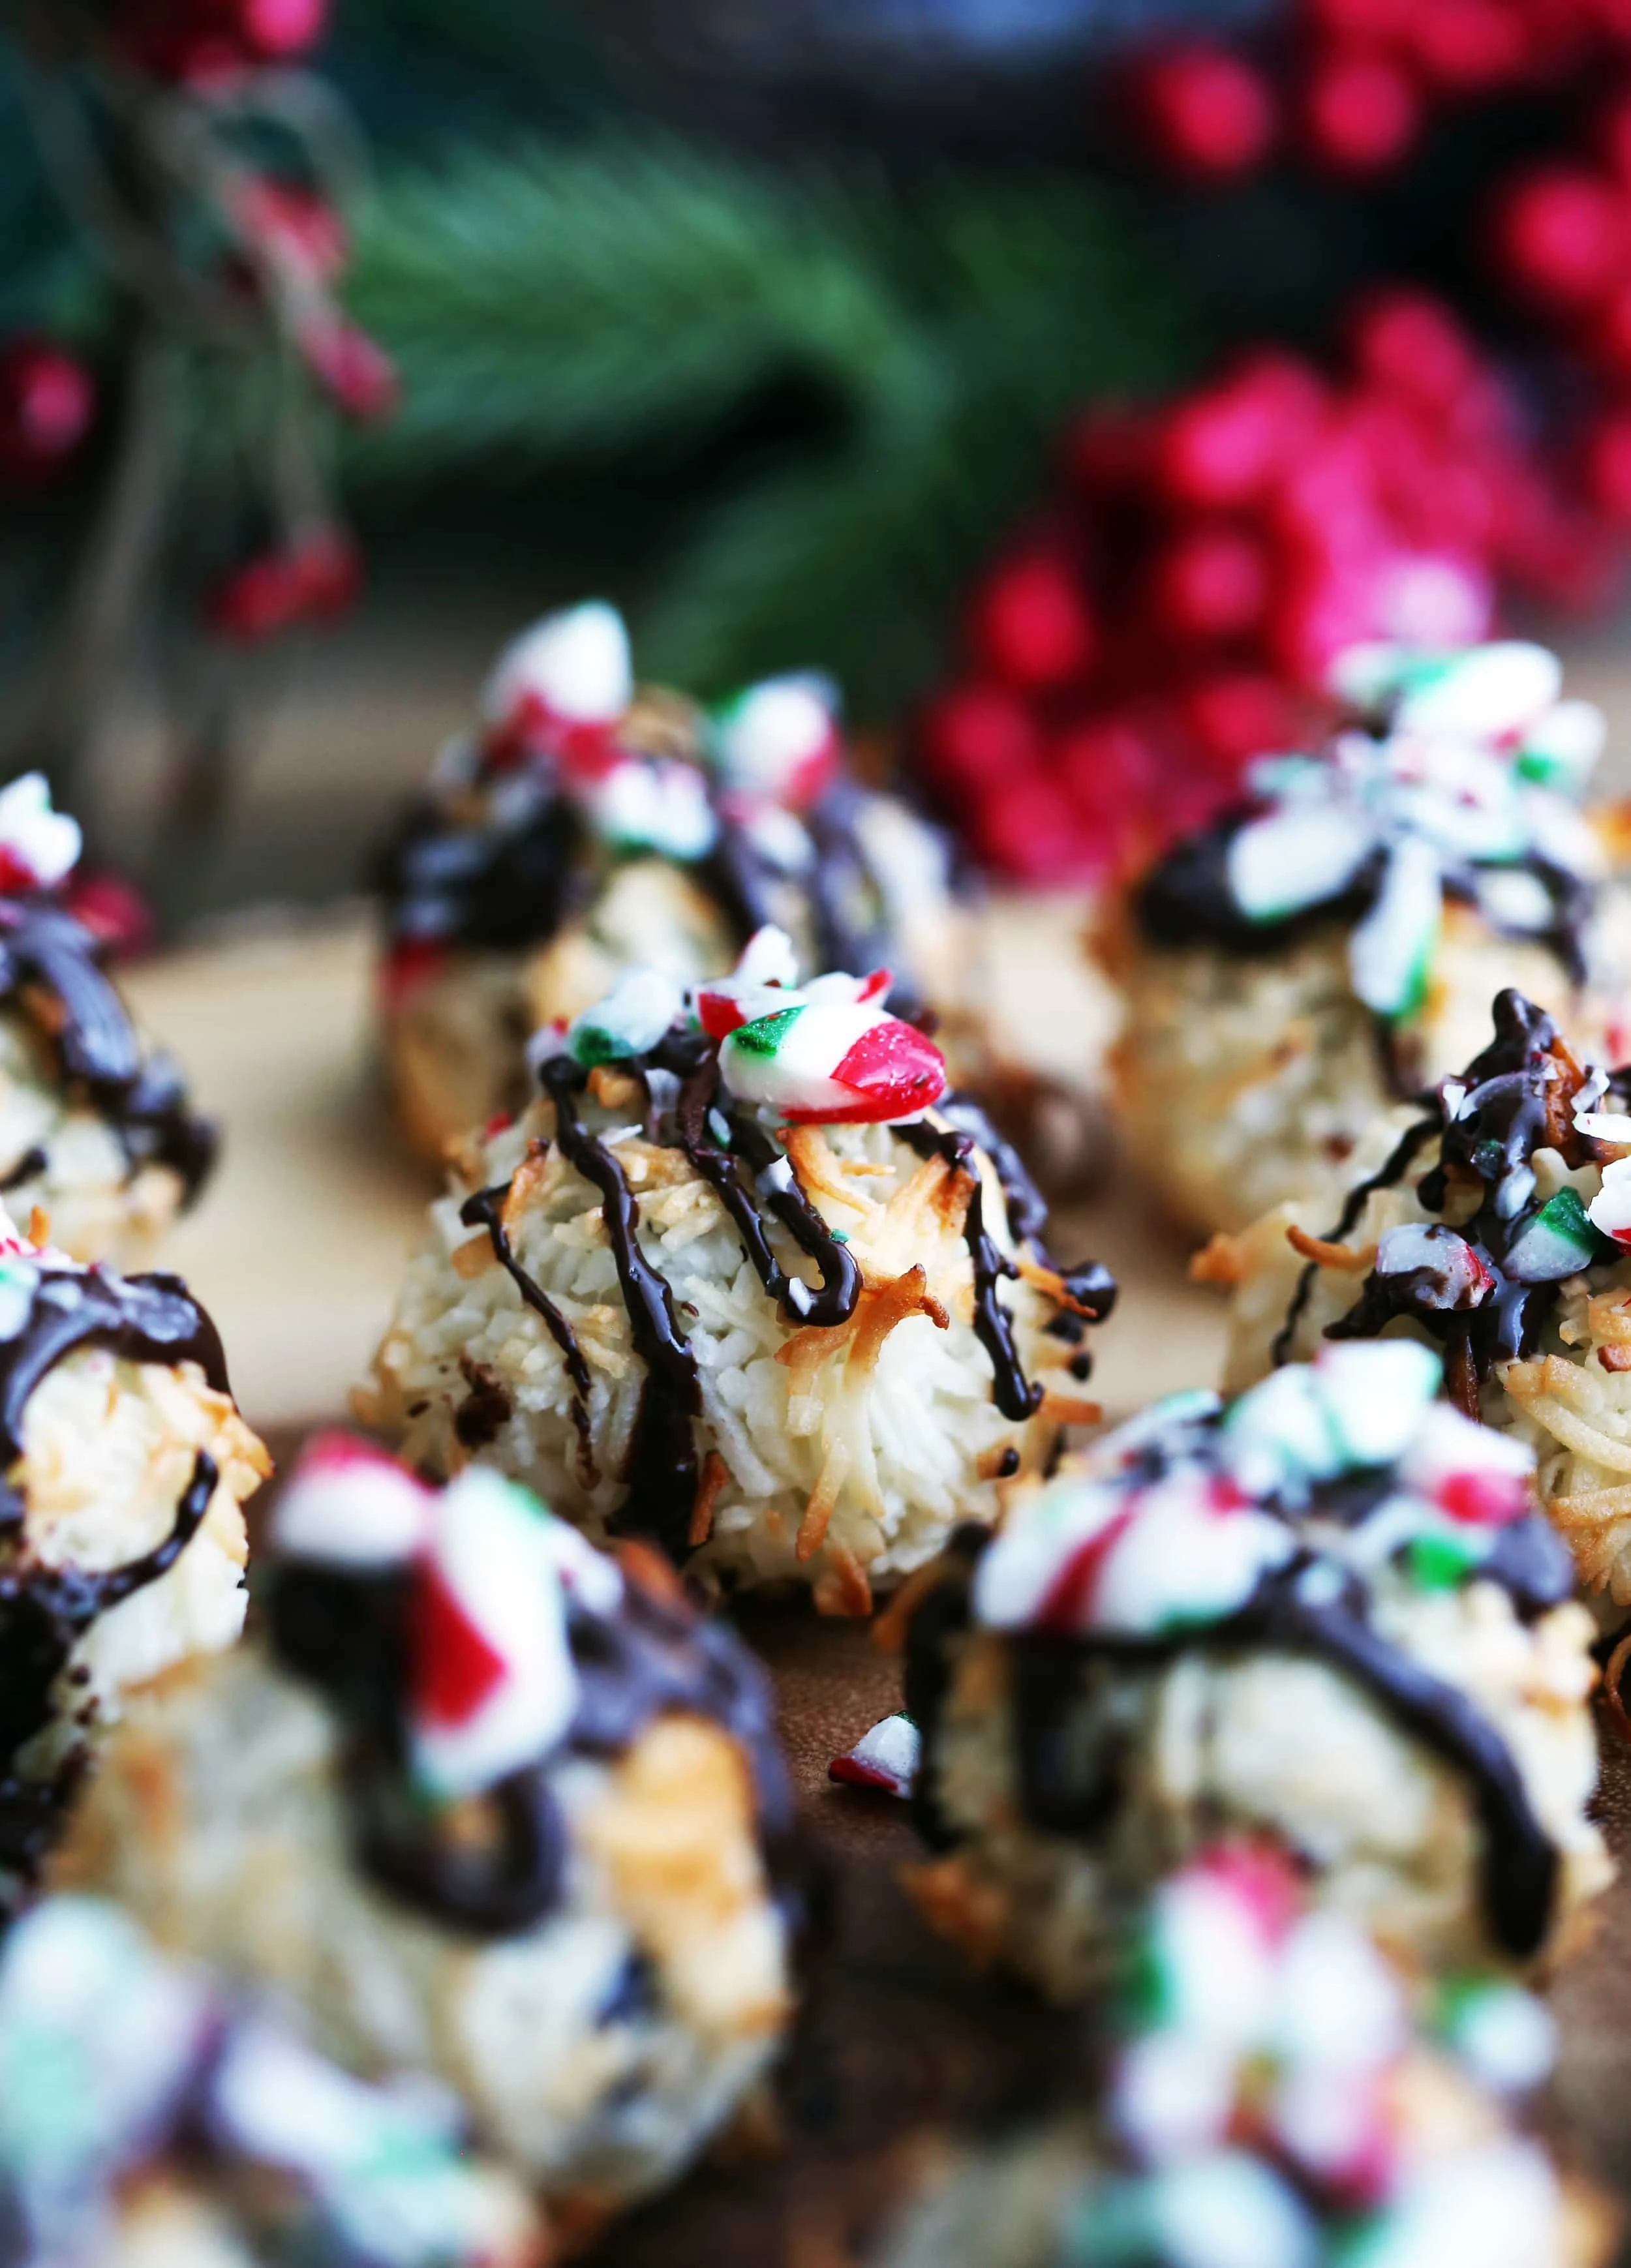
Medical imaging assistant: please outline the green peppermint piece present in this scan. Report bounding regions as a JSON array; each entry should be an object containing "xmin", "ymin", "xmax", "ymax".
[
  {"xmin": 567, "ymin": 967, "xmax": 684, "ymax": 1067},
  {"xmin": 731, "ymin": 1004, "xmax": 804, "ymax": 1057},
  {"xmin": 1502, "ymin": 1187, "xmax": 1607, "ymax": 1283},
  {"xmin": 1348, "ymin": 835, "xmax": 1440, "ymax": 1021},
  {"xmin": 1407, "ymin": 1532, "xmax": 1481, "ymax": 1593}
]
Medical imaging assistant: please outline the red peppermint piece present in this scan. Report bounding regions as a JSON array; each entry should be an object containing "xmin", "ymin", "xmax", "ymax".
[
  {"xmin": 411, "ymin": 1563, "xmax": 509, "ymax": 1733},
  {"xmin": 1036, "ymin": 1503, "xmax": 1138, "ymax": 1634},
  {"xmin": 695, "ymin": 990, "xmax": 750, "ymax": 1040},
  {"xmin": 382, "ymin": 937, "xmax": 449, "ymax": 1005},
  {"xmin": 1434, "ymin": 1467, "xmax": 1529, "ymax": 1527},
  {"xmin": 787, "ymin": 1016, "xmax": 946, "ymax": 1126}
]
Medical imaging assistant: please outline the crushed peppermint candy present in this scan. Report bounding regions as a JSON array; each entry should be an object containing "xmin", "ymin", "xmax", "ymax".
[
  {"xmin": 0, "ymin": 1896, "xmax": 538, "ymax": 2268},
  {"xmin": 1143, "ymin": 639, "xmax": 1608, "ymax": 1025},
  {"xmin": 712, "ymin": 673, "xmax": 842, "ymax": 812},
  {"xmin": 971, "ymin": 1342, "xmax": 1547, "ymax": 1642},
  {"xmin": 568, "ymin": 966, "xmax": 688, "ymax": 1067},
  {"xmin": 829, "ymin": 1712, "xmax": 920, "ymax": 1798},
  {"xmin": 0, "ymin": 774, "xmax": 81, "ymax": 896},
  {"xmin": 482, "ymin": 599, "xmax": 632, "ymax": 734},
  {"xmin": 716, "ymin": 986, "xmax": 944, "ymax": 1125},
  {"xmin": 273, "ymin": 1438, "xmax": 622, "ymax": 1802}
]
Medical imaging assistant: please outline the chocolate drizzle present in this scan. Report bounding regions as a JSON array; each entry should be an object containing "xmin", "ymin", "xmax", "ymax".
[
  {"xmin": 1273, "ymin": 990, "xmax": 1615, "ymax": 1403},
  {"xmin": 268, "ymin": 1545, "xmax": 799, "ymax": 1939},
  {"xmin": 0, "ymin": 1447, "xmax": 219, "ymax": 1887},
  {"xmin": 908, "ymin": 1477, "xmax": 1573, "ymax": 1961},
  {"xmin": 0, "ymin": 900, "xmax": 214, "ymax": 1202},
  {"xmin": 378, "ymin": 729, "xmax": 951, "ymax": 1027},
  {"xmin": 540, "ymin": 1055, "xmax": 703, "ymax": 1562},
  {"xmin": 450, "ymin": 1025, "xmax": 1112, "ymax": 1561}
]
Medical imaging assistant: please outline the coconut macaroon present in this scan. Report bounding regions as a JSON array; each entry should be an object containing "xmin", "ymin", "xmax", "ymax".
[
  {"xmin": 361, "ymin": 937, "xmax": 1113, "ymax": 1613},
  {"xmin": 1103, "ymin": 639, "xmax": 1629, "ymax": 1236},
  {"xmin": 0, "ymin": 773, "xmax": 214, "ymax": 1266},
  {"xmin": 882, "ymin": 1843, "xmax": 1607, "ymax": 2268},
  {"xmin": 377, "ymin": 599, "xmax": 983, "ymax": 1167},
  {"xmin": 897, "ymin": 1341, "xmax": 1607, "ymax": 1998},
  {"xmin": 0, "ymin": 1894, "xmax": 546, "ymax": 2268},
  {"xmin": 0, "ymin": 1207, "xmax": 266, "ymax": 1905},
  {"xmin": 1208, "ymin": 987, "xmax": 1631, "ymax": 1615},
  {"xmin": 53, "ymin": 1436, "xmax": 800, "ymax": 2223}
]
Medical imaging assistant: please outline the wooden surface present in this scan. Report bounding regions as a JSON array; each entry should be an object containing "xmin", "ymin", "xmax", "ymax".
[{"xmin": 123, "ymin": 910, "xmax": 1631, "ymax": 2261}]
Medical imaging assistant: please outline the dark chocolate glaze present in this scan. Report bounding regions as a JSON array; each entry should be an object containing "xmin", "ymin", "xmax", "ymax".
[
  {"xmin": 451, "ymin": 1023, "xmax": 1112, "ymax": 1563},
  {"xmin": 1134, "ymin": 794, "xmax": 1596, "ymax": 989},
  {"xmin": 907, "ymin": 1484, "xmax": 1570, "ymax": 1961},
  {"xmin": 541, "ymin": 1055, "xmax": 703, "ymax": 1564},
  {"xmin": 0, "ymin": 1449, "xmax": 218, "ymax": 1889},
  {"xmin": 268, "ymin": 1543, "xmax": 799, "ymax": 1939},
  {"xmin": 1275, "ymin": 990, "xmax": 1620, "ymax": 1400},
  {"xmin": 378, "ymin": 726, "xmax": 951, "ymax": 1026},
  {"xmin": 0, "ymin": 900, "xmax": 214, "ymax": 1203},
  {"xmin": 458, "ymin": 1181, "xmax": 594, "ymax": 1479}
]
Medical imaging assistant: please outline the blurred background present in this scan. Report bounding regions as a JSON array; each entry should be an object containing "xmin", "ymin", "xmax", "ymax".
[{"xmin": 10, "ymin": 0, "xmax": 1631, "ymax": 934}]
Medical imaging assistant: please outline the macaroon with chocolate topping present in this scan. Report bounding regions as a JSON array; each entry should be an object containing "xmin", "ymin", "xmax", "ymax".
[
  {"xmin": 1206, "ymin": 988, "xmax": 1631, "ymax": 1615},
  {"xmin": 52, "ymin": 1436, "xmax": 800, "ymax": 2223},
  {"xmin": 899, "ymin": 1342, "xmax": 1607, "ymax": 1997},
  {"xmin": 882, "ymin": 1843, "xmax": 1609, "ymax": 2268},
  {"xmin": 360, "ymin": 933, "xmax": 1114, "ymax": 1614},
  {"xmin": 0, "ymin": 1205, "xmax": 267, "ymax": 1907},
  {"xmin": 1102, "ymin": 641, "xmax": 1631, "ymax": 1236},
  {"xmin": 0, "ymin": 1895, "xmax": 547, "ymax": 2268},
  {"xmin": 377, "ymin": 600, "xmax": 986, "ymax": 1168},
  {"xmin": 0, "ymin": 772, "xmax": 214, "ymax": 1264}
]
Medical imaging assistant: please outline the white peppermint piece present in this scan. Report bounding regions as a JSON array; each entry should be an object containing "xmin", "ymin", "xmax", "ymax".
[
  {"xmin": 740, "ymin": 800, "xmax": 816, "ymax": 875},
  {"xmin": 733, "ymin": 924, "xmax": 800, "ymax": 990},
  {"xmin": 1154, "ymin": 2151, "xmax": 1319, "ymax": 2268},
  {"xmin": 1227, "ymin": 802, "xmax": 1375, "ymax": 922},
  {"xmin": 1347, "ymin": 834, "xmax": 1441, "ymax": 1019},
  {"xmin": 1273, "ymin": 1912, "xmax": 1405, "ymax": 2076},
  {"xmin": 1367, "ymin": 2141, "xmax": 1562, "ymax": 2268},
  {"xmin": 1392, "ymin": 641, "xmax": 1561, "ymax": 742},
  {"xmin": 483, "ymin": 600, "xmax": 632, "ymax": 727},
  {"xmin": 570, "ymin": 964, "xmax": 685, "ymax": 1063},
  {"xmin": 1314, "ymin": 1340, "xmax": 1442, "ymax": 1468},
  {"xmin": 1328, "ymin": 641, "xmax": 1407, "ymax": 713},
  {"xmin": 1520, "ymin": 787, "xmax": 1606, "ymax": 881},
  {"xmin": 590, "ymin": 757, "xmax": 717, "ymax": 859},
  {"xmin": 1573, "ymin": 1108, "xmax": 1631, "ymax": 1146},
  {"xmin": 1476, "ymin": 867, "xmax": 1555, "ymax": 935},
  {"xmin": 1400, "ymin": 1399, "xmax": 1533, "ymax": 1509},
  {"xmin": 273, "ymin": 1442, "xmax": 430, "ymax": 1567},
  {"xmin": 716, "ymin": 673, "xmax": 837, "ymax": 800},
  {"xmin": 1113, "ymin": 2032, "xmax": 1238, "ymax": 2166},
  {"xmin": 718, "ymin": 998, "xmax": 881, "ymax": 1117},
  {"xmin": 1521, "ymin": 696, "xmax": 1605, "ymax": 788},
  {"xmin": 1151, "ymin": 1872, "xmax": 1277, "ymax": 2050},
  {"xmin": 1086, "ymin": 1476, "xmax": 1294, "ymax": 1635},
  {"xmin": 0, "ymin": 773, "xmax": 80, "ymax": 890},
  {"xmin": 1589, "ymin": 1157, "xmax": 1631, "ymax": 1245},
  {"xmin": 412, "ymin": 1470, "xmax": 598, "ymax": 1799},
  {"xmin": 1222, "ymin": 1365, "xmax": 1343, "ymax": 1496},
  {"xmin": 832, "ymin": 1713, "xmax": 920, "ymax": 1798},
  {"xmin": 1450, "ymin": 1988, "xmax": 1555, "ymax": 2096}
]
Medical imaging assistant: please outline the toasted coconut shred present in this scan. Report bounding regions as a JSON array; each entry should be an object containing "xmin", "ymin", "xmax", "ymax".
[{"xmin": 365, "ymin": 1067, "xmax": 1110, "ymax": 1608}]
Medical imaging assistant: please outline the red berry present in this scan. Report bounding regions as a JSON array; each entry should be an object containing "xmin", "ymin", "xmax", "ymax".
[
  {"xmin": 1405, "ymin": 0, "xmax": 1527, "ymax": 89},
  {"xmin": 1136, "ymin": 46, "xmax": 1278, "ymax": 179},
  {"xmin": 1055, "ymin": 718, "xmax": 1159, "ymax": 815},
  {"xmin": 61, "ymin": 869, "xmax": 157, "ymax": 959},
  {"xmin": 243, "ymin": 0, "xmax": 326, "ymax": 55},
  {"xmin": 1585, "ymin": 406, "xmax": 1631, "ymax": 517},
  {"xmin": 1598, "ymin": 89, "xmax": 1631, "ymax": 183},
  {"xmin": 919, "ymin": 682, "xmax": 1043, "ymax": 793},
  {"xmin": 1494, "ymin": 166, "xmax": 1628, "ymax": 310},
  {"xmin": 969, "ymin": 551, "xmax": 1097, "ymax": 688},
  {"xmin": 968, "ymin": 776, "xmax": 1095, "ymax": 885},
  {"xmin": 1150, "ymin": 524, "xmax": 1271, "ymax": 642},
  {"xmin": 1159, "ymin": 382, "xmax": 1290, "ymax": 508},
  {"xmin": 1301, "ymin": 53, "xmax": 1422, "ymax": 174},
  {"xmin": 0, "ymin": 338, "xmax": 95, "ymax": 486},
  {"xmin": 1181, "ymin": 672, "xmax": 1300, "ymax": 769},
  {"xmin": 1345, "ymin": 288, "xmax": 1478, "ymax": 414},
  {"xmin": 1307, "ymin": 0, "xmax": 1413, "ymax": 39}
]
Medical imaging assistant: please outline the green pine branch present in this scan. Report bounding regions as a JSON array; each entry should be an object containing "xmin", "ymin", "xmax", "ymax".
[{"xmin": 344, "ymin": 136, "xmax": 1200, "ymax": 712}]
